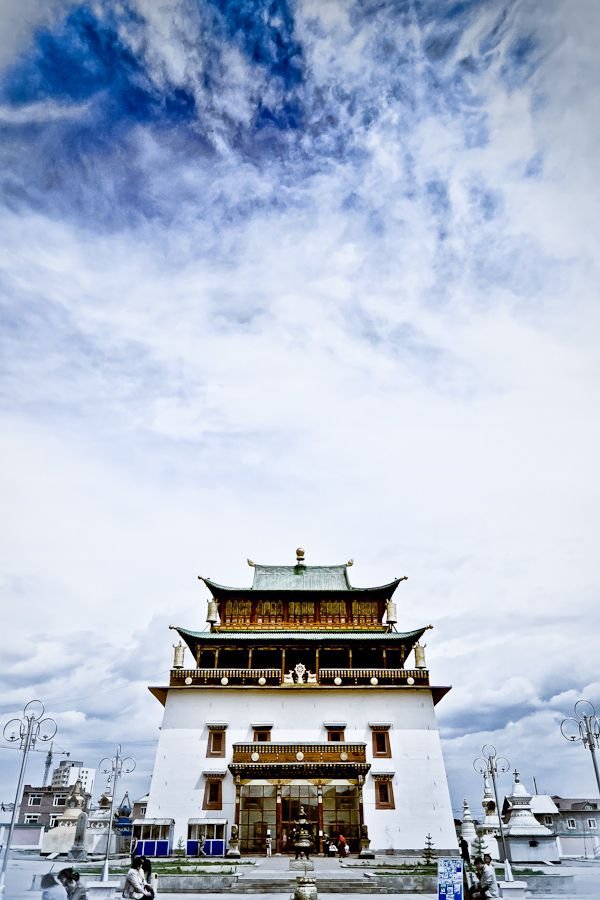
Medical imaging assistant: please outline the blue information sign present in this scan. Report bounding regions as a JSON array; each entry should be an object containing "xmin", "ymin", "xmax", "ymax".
[{"xmin": 438, "ymin": 857, "xmax": 463, "ymax": 900}]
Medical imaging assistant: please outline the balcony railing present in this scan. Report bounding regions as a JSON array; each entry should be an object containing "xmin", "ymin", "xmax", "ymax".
[
  {"xmin": 318, "ymin": 667, "xmax": 429, "ymax": 686},
  {"xmin": 170, "ymin": 666, "xmax": 429, "ymax": 687},
  {"xmin": 170, "ymin": 667, "xmax": 280, "ymax": 686}
]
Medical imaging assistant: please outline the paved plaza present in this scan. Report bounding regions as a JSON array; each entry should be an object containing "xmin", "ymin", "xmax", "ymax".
[{"xmin": 2, "ymin": 851, "xmax": 599, "ymax": 899}]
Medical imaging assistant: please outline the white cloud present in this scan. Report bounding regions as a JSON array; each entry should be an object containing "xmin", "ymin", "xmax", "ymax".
[{"xmin": 0, "ymin": 0, "xmax": 599, "ymax": 815}]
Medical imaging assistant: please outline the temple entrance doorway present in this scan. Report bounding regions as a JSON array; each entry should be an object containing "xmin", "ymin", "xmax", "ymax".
[
  {"xmin": 280, "ymin": 783, "xmax": 318, "ymax": 853},
  {"xmin": 239, "ymin": 779, "xmax": 361, "ymax": 855}
]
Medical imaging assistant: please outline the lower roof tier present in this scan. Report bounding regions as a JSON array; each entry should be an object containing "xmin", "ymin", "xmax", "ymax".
[{"xmin": 172, "ymin": 625, "xmax": 429, "ymax": 653}]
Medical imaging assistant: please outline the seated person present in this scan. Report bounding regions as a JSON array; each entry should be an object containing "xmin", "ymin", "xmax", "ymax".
[{"xmin": 469, "ymin": 856, "xmax": 499, "ymax": 899}]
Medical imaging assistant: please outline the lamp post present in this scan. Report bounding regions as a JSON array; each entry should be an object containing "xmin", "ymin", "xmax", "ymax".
[
  {"xmin": 560, "ymin": 699, "xmax": 600, "ymax": 796},
  {"xmin": 98, "ymin": 745, "xmax": 135, "ymax": 882},
  {"xmin": 474, "ymin": 744, "xmax": 512, "ymax": 870},
  {"xmin": 0, "ymin": 701, "xmax": 57, "ymax": 897}
]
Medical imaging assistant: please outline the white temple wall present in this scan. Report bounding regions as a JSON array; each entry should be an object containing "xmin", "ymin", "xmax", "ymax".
[{"xmin": 147, "ymin": 687, "xmax": 456, "ymax": 852}]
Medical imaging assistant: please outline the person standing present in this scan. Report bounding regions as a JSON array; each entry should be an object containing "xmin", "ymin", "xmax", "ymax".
[
  {"xmin": 265, "ymin": 830, "xmax": 272, "ymax": 857},
  {"xmin": 337, "ymin": 833, "xmax": 347, "ymax": 858},
  {"xmin": 460, "ymin": 837, "xmax": 470, "ymax": 866}
]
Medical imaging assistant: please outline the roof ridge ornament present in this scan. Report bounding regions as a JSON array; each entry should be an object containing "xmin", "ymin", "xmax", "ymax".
[{"xmin": 296, "ymin": 547, "xmax": 305, "ymax": 564}]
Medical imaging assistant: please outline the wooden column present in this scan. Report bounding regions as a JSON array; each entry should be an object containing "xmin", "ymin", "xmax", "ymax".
[
  {"xmin": 248, "ymin": 647, "xmax": 253, "ymax": 669},
  {"xmin": 357, "ymin": 774, "xmax": 365, "ymax": 846},
  {"xmin": 315, "ymin": 647, "xmax": 320, "ymax": 679},
  {"xmin": 281, "ymin": 648, "xmax": 286, "ymax": 681},
  {"xmin": 317, "ymin": 783, "xmax": 324, "ymax": 855},
  {"xmin": 275, "ymin": 783, "xmax": 283, "ymax": 853},
  {"xmin": 234, "ymin": 776, "xmax": 241, "ymax": 824}
]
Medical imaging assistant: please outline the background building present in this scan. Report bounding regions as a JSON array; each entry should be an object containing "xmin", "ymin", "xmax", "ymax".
[
  {"xmin": 551, "ymin": 797, "xmax": 600, "ymax": 859},
  {"xmin": 143, "ymin": 549, "xmax": 457, "ymax": 857},
  {"xmin": 51, "ymin": 759, "xmax": 95, "ymax": 796}
]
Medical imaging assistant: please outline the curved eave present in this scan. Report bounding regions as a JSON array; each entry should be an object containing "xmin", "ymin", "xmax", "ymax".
[
  {"xmin": 200, "ymin": 577, "xmax": 404, "ymax": 600},
  {"xmin": 170, "ymin": 625, "xmax": 429, "ymax": 656}
]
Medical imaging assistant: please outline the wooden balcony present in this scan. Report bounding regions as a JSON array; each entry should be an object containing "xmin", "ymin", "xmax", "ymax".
[
  {"xmin": 231, "ymin": 741, "xmax": 367, "ymax": 764},
  {"xmin": 229, "ymin": 740, "xmax": 371, "ymax": 777},
  {"xmin": 169, "ymin": 666, "xmax": 429, "ymax": 687}
]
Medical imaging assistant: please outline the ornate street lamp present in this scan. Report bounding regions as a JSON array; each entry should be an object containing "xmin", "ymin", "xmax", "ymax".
[
  {"xmin": 0, "ymin": 701, "xmax": 57, "ymax": 897},
  {"xmin": 474, "ymin": 744, "xmax": 511, "ymax": 866},
  {"xmin": 98, "ymin": 745, "xmax": 136, "ymax": 882},
  {"xmin": 560, "ymin": 699, "xmax": 600, "ymax": 796}
]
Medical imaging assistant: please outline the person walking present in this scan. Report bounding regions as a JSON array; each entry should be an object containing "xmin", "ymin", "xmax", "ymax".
[{"xmin": 337, "ymin": 833, "xmax": 347, "ymax": 858}]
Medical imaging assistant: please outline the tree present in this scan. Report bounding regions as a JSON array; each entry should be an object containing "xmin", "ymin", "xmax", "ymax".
[
  {"xmin": 472, "ymin": 833, "xmax": 488, "ymax": 858},
  {"xmin": 423, "ymin": 832, "xmax": 435, "ymax": 865}
]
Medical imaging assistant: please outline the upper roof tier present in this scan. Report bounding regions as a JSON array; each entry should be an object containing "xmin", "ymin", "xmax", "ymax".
[
  {"xmin": 252, "ymin": 563, "xmax": 350, "ymax": 591},
  {"xmin": 200, "ymin": 548, "xmax": 407, "ymax": 598}
]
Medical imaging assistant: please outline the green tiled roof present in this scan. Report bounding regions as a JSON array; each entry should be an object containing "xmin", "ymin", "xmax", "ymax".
[
  {"xmin": 172, "ymin": 626, "xmax": 428, "ymax": 644},
  {"xmin": 252, "ymin": 564, "xmax": 350, "ymax": 590}
]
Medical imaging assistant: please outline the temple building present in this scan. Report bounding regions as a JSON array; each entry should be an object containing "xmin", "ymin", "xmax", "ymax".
[{"xmin": 142, "ymin": 549, "xmax": 457, "ymax": 857}]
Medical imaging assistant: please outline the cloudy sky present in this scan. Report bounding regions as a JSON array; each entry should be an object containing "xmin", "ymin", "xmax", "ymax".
[{"xmin": 1, "ymin": 0, "xmax": 599, "ymax": 820}]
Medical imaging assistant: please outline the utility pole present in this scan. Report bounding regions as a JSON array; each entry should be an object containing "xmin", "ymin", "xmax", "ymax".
[
  {"xmin": 474, "ymin": 744, "xmax": 513, "ymax": 880},
  {"xmin": 98, "ymin": 745, "xmax": 136, "ymax": 883},
  {"xmin": 0, "ymin": 702, "xmax": 57, "ymax": 897},
  {"xmin": 560, "ymin": 699, "xmax": 600, "ymax": 796}
]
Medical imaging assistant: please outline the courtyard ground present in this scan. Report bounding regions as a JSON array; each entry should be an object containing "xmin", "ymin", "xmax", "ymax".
[{"xmin": 2, "ymin": 851, "xmax": 598, "ymax": 898}]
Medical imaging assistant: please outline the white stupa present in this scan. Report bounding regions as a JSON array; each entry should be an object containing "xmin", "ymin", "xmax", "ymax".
[
  {"xmin": 461, "ymin": 798, "xmax": 477, "ymax": 851},
  {"xmin": 504, "ymin": 772, "xmax": 558, "ymax": 863},
  {"xmin": 476, "ymin": 775, "xmax": 500, "ymax": 860}
]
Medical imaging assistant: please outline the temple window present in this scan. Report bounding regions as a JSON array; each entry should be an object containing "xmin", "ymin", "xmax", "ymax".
[
  {"xmin": 325, "ymin": 722, "xmax": 346, "ymax": 742},
  {"xmin": 385, "ymin": 648, "xmax": 404, "ymax": 668},
  {"xmin": 320, "ymin": 647, "xmax": 349, "ymax": 668},
  {"xmin": 252, "ymin": 725, "xmax": 272, "ymax": 742},
  {"xmin": 374, "ymin": 778, "xmax": 395, "ymax": 810},
  {"xmin": 206, "ymin": 725, "xmax": 227, "ymax": 758},
  {"xmin": 351, "ymin": 600, "xmax": 378, "ymax": 625},
  {"xmin": 253, "ymin": 647, "xmax": 282, "ymax": 668},
  {"xmin": 288, "ymin": 601, "xmax": 315, "ymax": 623},
  {"xmin": 202, "ymin": 775, "xmax": 224, "ymax": 810},
  {"xmin": 218, "ymin": 647, "xmax": 248, "ymax": 668},
  {"xmin": 319, "ymin": 600, "xmax": 347, "ymax": 623},
  {"xmin": 199, "ymin": 649, "xmax": 216, "ymax": 668},
  {"xmin": 257, "ymin": 600, "xmax": 283, "ymax": 623},
  {"xmin": 371, "ymin": 725, "xmax": 391, "ymax": 758}
]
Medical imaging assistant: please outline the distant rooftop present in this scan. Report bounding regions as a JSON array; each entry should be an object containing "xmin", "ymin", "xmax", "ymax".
[{"xmin": 552, "ymin": 797, "xmax": 599, "ymax": 811}]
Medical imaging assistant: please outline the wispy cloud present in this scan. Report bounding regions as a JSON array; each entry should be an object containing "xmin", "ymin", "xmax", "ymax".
[{"xmin": 1, "ymin": 0, "xmax": 599, "ymax": 814}]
